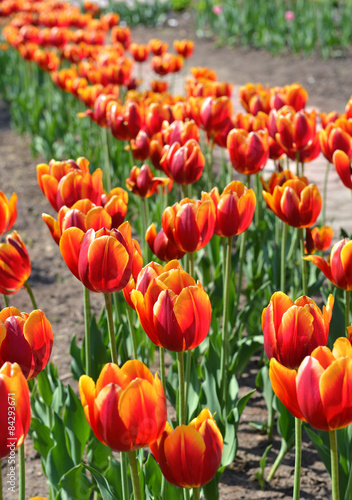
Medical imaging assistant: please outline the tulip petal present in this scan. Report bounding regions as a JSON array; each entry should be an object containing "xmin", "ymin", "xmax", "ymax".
[
  {"xmin": 269, "ymin": 358, "xmax": 304, "ymax": 420},
  {"xmin": 59, "ymin": 227, "xmax": 85, "ymax": 280}
]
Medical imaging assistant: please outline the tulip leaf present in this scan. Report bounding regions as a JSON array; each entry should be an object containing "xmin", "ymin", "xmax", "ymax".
[
  {"xmin": 103, "ymin": 456, "xmax": 123, "ymax": 500},
  {"xmin": 36, "ymin": 368, "xmax": 53, "ymax": 406},
  {"xmin": 30, "ymin": 416, "xmax": 54, "ymax": 460},
  {"xmin": 57, "ymin": 464, "xmax": 92, "ymax": 500},
  {"xmin": 88, "ymin": 315, "xmax": 108, "ymax": 381},
  {"xmin": 82, "ymin": 464, "xmax": 120, "ymax": 500},
  {"xmin": 63, "ymin": 385, "xmax": 91, "ymax": 464},
  {"xmin": 230, "ymin": 335, "xmax": 263, "ymax": 377},
  {"xmin": 187, "ymin": 352, "xmax": 201, "ymax": 420},
  {"xmin": 327, "ymin": 289, "xmax": 346, "ymax": 349},
  {"xmin": 87, "ymin": 434, "xmax": 111, "ymax": 472},
  {"xmin": 221, "ymin": 408, "xmax": 238, "ymax": 467},
  {"xmin": 45, "ymin": 413, "xmax": 74, "ymax": 490},
  {"xmin": 51, "ymin": 379, "xmax": 68, "ymax": 416},
  {"xmin": 144, "ymin": 454, "xmax": 162, "ymax": 498},
  {"xmin": 70, "ymin": 335, "xmax": 85, "ymax": 381}
]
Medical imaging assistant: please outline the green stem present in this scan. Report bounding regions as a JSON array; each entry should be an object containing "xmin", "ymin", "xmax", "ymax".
[
  {"xmin": 0, "ymin": 457, "xmax": 3, "ymax": 500},
  {"xmin": 19, "ymin": 443, "xmax": 25, "ymax": 500},
  {"xmin": 126, "ymin": 307, "xmax": 138, "ymax": 359},
  {"xmin": 322, "ymin": 161, "xmax": 330, "ymax": 226},
  {"xmin": 295, "ymin": 151, "xmax": 300, "ymax": 176},
  {"xmin": 266, "ymin": 437, "xmax": 293, "ymax": 481},
  {"xmin": 184, "ymin": 350, "xmax": 191, "ymax": 419},
  {"xmin": 141, "ymin": 197, "xmax": 151, "ymax": 262},
  {"xmin": 128, "ymin": 450, "xmax": 142, "ymax": 500},
  {"xmin": 181, "ymin": 184, "xmax": 188, "ymax": 199},
  {"xmin": 193, "ymin": 487, "xmax": 200, "ymax": 500},
  {"xmin": 255, "ymin": 173, "xmax": 262, "ymax": 227},
  {"xmin": 299, "ymin": 228, "xmax": 308, "ymax": 295},
  {"xmin": 236, "ymin": 231, "xmax": 247, "ymax": 319},
  {"xmin": 24, "ymin": 281, "xmax": 38, "ymax": 309},
  {"xmin": 3, "ymin": 295, "xmax": 8, "ymax": 308},
  {"xmin": 220, "ymin": 236, "xmax": 233, "ymax": 413},
  {"xmin": 280, "ymin": 224, "xmax": 288, "ymax": 292},
  {"xmin": 101, "ymin": 126, "xmax": 111, "ymax": 192},
  {"xmin": 293, "ymin": 418, "xmax": 302, "ymax": 500},
  {"xmin": 160, "ymin": 346, "xmax": 167, "ymax": 399},
  {"xmin": 121, "ymin": 451, "xmax": 130, "ymax": 500},
  {"xmin": 187, "ymin": 252, "xmax": 194, "ymax": 279},
  {"xmin": 83, "ymin": 286, "xmax": 92, "ymax": 377},
  {"xmin": 104, "ymin": 293, "xmax": 118, "ymax": 364},
  {"xmin": 206, "ymin": 135, "xmax": 214, "ymax": 191},
  {"xmin": 329, "ymin": 430, "xmax": 340, "ymax": 500},
  {"xmin": 177, "ymin": 351, "xmax": 186, "ymax": 425},
  {"xmin": 346, "ymin": 290, "xmax": 350, "ymax": 328}
]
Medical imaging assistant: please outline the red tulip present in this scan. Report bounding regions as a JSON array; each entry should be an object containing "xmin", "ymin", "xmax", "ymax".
[
  {"xmin": 59, "ymin": 222, "xmax": 133, "ymax": 293},
  {"xmin": 207, "ymin": 181, "xmax": 256, "ymax": 237},
  {"xmin": 262, "ymin": 178, "xmax": 322, "ymax": 228},
  {"xmin": 0, "ymin": 191, "xmax": 17, "ymax": 236},
  {"xmin": 0, "ymin": 362, "xmax": 30, "ymax": 458},
  {"xmin": 305, "ymin": 226, "xmax": 334, "ymax": 254},
  {"xmin": 227, "ymin": 128, "xmax": 269, "ymax": 175},
  {"xmin": 161, "ymin": 195, "xmax": 215, "ymax": 253},
  {"xmin": 173, "ymin": 39, "xmax": 194, "ymax": 58},
  {"xmin": 131, "ymin": 266, "xmax": 211, "ymax": 351},
  {"xmin": 145, "ymin": 223, "xmax": 186, "ymax": 262},
  {"xmin": 262, "ymin": 292, "xmax": 334, "ymax": 369},
  {"xmin": 150, "ymin": 408, "xmax": 223, "ymax": 488},
  {"xmin": 79, "ymin": 360, "xmax": 167, "ymax": 451},
  {"xmin": 0, "ymin": 307, "xmax": 53, "ymax": 379},
  {"xmin": 333, "ymin": 149, "xmax": 352, "ymax": 189},
  {"xmin": 319, "ymin": 123, "xmax": 352, "ymax": 163},
  {"xmin": 0, "ymin": 232, "xmax": 31, "ymax": 295},
  {"xmin": 160, "ymin": 139, "xmax": 205, "ymax": 185},
  {"xmin": 270, "ymin": 337, "xmax": 352, "ymax": 431},
  {"xmin": 126, "ymin": 164, "xmax": 170, "ymax": 198},
  {"xmin": 304, "ymin": 238, "xmax": 352, "ymax": 291}
]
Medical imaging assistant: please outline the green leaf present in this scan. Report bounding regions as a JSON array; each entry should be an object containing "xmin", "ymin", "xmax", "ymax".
[
  {"xmin": 87, "ymin": 434, "xmax": 111, "ymax": 472},
  {"xmin": 57, "ymin": 464, "xmax": 92, "ymax": 500},
  {"xmin": 70, "ymin": 335, "xmax": 85, "ymax": 381},
  {"xmin": 30, "ymin": 416, "xmax": 54, "ymax": 460},
  {"xmin": 82, "ymin": 464, "xmax": 120, "ymax": 500},
  {"xmin": 63, "ymin": 385, "xmax": 90, "ymax": 464},
  {"xmin": 144, "ymin": 454, "xmax": 162, "ymax": 498},
  {"xmin": 104, "ymin": 456, "xmax": 124, "ymax": 500},
  {"xmin": 46, "ymin": 414, "xmax": 74, "ymax": 490},
  {"xmin": 36, "ymin": 369, "xmax": 53, "ymax": 406}
]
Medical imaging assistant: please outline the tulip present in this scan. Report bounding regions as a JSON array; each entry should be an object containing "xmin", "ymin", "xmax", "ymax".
[
  {"xmin": 333, "ymin": 149, "xmax": 352, "ymax": 190},
  {"xmin": 0, "ymin": 362, "xmax": 30, "ymax": 458},
  {"xmin": 126, "ymin": 164, "xmax": 170, "ymax": 198},
  {"xmin": 42, "ymin": 195, "xmax": 128, "ymax": 245},
  {"xmin": 37, "ymin": 157, "xmax": 103, "ymax": 212},
  {"xmin": 0, "ymin": 231, "xmax": 31, "ymax": 295},
  {"xmin": 150, "ymin": 408, "xmax": 223, "ymax": 488},
  {"xmin": 145, "ymin": 103, "xmax": 173, "ymax": 137},
  {"xmin": 319, "ymin": 124, "xmax": 352, "ymax": 163},
  {"xmin": 149, "ymin": 38, "xmax": 168, "ymax": 56},
  {"xmin": 262, "ymin": 178, "xmax": 322, "ymax": 228},
  {"xmin": 161, "ymin": 195, "xmax": 216, "ymax": 253},
  {"xmin": 304, "ymin": 238, "xmax": 352, "ymax": 291},
  {"xmin": 227, "ymin": 128, "xmax": 269, "ymax": 175},
  {"xmin": 208, "ymin": 181, "xmax": 256, "ymax": 237},
  {"xmin": 0, "ymin": 307, "xmax": 53, "ymax": 379},
  {"xmin": 160, "ymin": 139, "xmax": 205, "ymax": 185},
  {"xmin": 270, "ymin": 83, "xmax": 308, "ymax": 112},
  {"xmin": 262, "ymin": 292, "xmax": 333, "ymax": 369},
  {"xmin": 129, "ymin": 42, "xmax": 150, "ymax": 62},
  {"xmin": 79, "ymin": 93, "xmax": 117, "ymax": 128},
  {"xmin": 239, "ymin": 83, "xmax": 271, "ymax": 115},
  {"xmin": 145, "ymin": 223, "xmax": 186, "ymax": 262},
  {"xmin": 129, "ymin": 131, "xmax": 151, "ymax": 162},
  {"xmin": 270, "ymin": 337, "xmax": 352, "ymax": 431},
  {"xmin": 0, "ymin": 191, "xmax": 17, "ymax": 236},
  {"xmin": 150, "ymin": 80, "xmax": 169, "ymax": 93},
  {"xmin": 261, "ymin": 169, "xmax": 306, "ymax": 194},
  {"xmin": 199, "ymin": 96, "xmax": 233, "ymax": 136},
  {"xmin": 59, "ymin": 222, "xmax": 133, "ymax": 293},
  {"xmin": 111, "ymin": 26, "xmax": 131, "ymax": 48},
  {"xmin": 108, "ymin": 100, "xmax": 143, "ymax": 141},
  {"xmin": 131, "ymin": 266, "xmax": 211, "ymax": 351},
  {"xmin": 161, "ymin": 120, "xmax": 200, "ymax": 146},
  {"xmin": 173, "ymin": 39, "xmax": 194, "ymax": 58},
  {"xmin": 305, "ymin": 226, "xmax": 334, "ymax": 254},
  {"xmin": 79, "ymin": 360, "xmax": 167, "ymax": 451}
]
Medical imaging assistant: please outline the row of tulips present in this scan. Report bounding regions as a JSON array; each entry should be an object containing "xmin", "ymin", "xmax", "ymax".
[{"xmin": 2, "ymin": 1, "xmax": 352, "ymax": 499}]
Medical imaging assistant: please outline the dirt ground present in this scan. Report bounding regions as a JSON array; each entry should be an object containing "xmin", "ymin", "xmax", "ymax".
[{"xmin": 2, "ymin": 9, "xmax": 352, "ymax": 499}]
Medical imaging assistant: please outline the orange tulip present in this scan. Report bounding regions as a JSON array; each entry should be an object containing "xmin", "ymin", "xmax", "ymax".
[
  {"xmin": 131, "ymin": 266, "xmax": 211, "ymax": 351},
  {"xmin": 145, "ymin": 224, "xmax": 186, "ymax": 262},
  {"xmin": 150, "ymin": 408, "xmax": 223, "ymax": 488},
  {"xmin": 270, "ymin": 83, "xmax": 308, "ymax": 112},
  {"xmin": 129, "ymin": 130, "xmax": 150, "ymax": 161},
  {"xmin": 262, "ymin": 292, "xmax": 333, "ymax": 369},
  {"xmin": 150, "ymin": 80, "xmax": 169, "ymax": 93},
  {"xmin": 79, "ymin": 93, "xmax": 117, "ymax": 127},
  {"xmin": 0, "ymin": 191, "xmax": 17, "ymax": 236},
  {"xmin": 59, "ymin": 222, "xmax": 133, "ymax": 293},
  {"xmin": 145, "ymin": 102, "xmax": 173, "ymax": 137},
  {"xmin": 161, "ymin": 195, "xmax": 215, "ymax": 253},
  {"xmin": 111, "ymin": 26, "xmax": 131, "ymax": 48},
  {"xmin": 262, "ymin": 178, "xmax": 322, "ymax": 228},
  {"xmin": 0, "ymin": 231, "xmax": 31, "ymax": 295},
  {"xmin": 320, "ymin": 111, "xmax": 340, "ymax": 129},
  {"xmin": 126, "ymin": 164, "xmax": 170, "ymax": 198},
  {"xmin": 161, "ymin": 120, "xmax": 200, "ymax": 146},
  {"xmin": 304, "ymin": 238, "xmax": 352, "ymax": 291},
  {"xmin": 129, "ymin": 42, "xmax": 150, "ymax": 62},
  {"xmin": 0, "ymin": 307, "xmax": 53, "ymax": 379},
  {"xmin": 42, "ymin": 194, "xmax": 128, "ymax": 245},
  {"xmin": 261, "ymin": 169, "xmax": 306, "ymax": 194},
  {"xmin": 0, "ymin": 362, "xmax": 30, "ymax": 459},
  {"xmin": 319, "ymin": 123, "xmax": 352, "ymax": 163},
  {"xmin": 108, "ymin": 100, "xmax": 143, "ymax": 141},
  {"xmin": 305, "ymin": 225, "xmax": 334, "ymax": 254},
  {"xmin": 207, "ymin": 181, "xmax": 256, "ymax": 237},
  {"xmin": 269, "ymin": 337, "xmax": 352, "ymax": 431},
  {"xmin": 160, "ymin": 139, "xmax": 205, "ymax": 185},
  {"xmin": 149, "ymin": 38, "xmax": 168, "ymax": 56},
  {"xmin": 333, "ymin": 149, "xmax": 352, "ymax": 189},
  {"xmin": 173, "ymin": 39, "xmax": 194, "ymax": 58},
  {"xmin": 79, "ymin": 360, "xmax": 166, "ymax": 451},
  {"xmin": 199, "ymin": 96, "xmax": 233, "ymax": 136},
  {"xmin": 239, "ymin": 83, "xmax": 271, "ymax": 115},
  {"xmin": 37, "ymin": 157, "xmax": 103, "ymax": 212},
  {"xmin": 227, "ymin": 128, "xmax": 269, "ymax": 175}
]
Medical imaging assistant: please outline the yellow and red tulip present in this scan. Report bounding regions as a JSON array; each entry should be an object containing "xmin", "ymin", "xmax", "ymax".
[
  {"xmin": 79, "ymin": 360, "xmax": 166, "ymax": 451},
  {"xmin": 227, "ymin": 128, "xmax": 269, "ymax": 175},
  {"xmin": 131, "ymin": 266, "xmax": 211, "ymax": 351},
  {"xmin": 111, "ymin": 25, "xmax": 131, "ymax": 48},
  {"xmin": 129, "ymin": 42, "xmax": 150, "ymax": 62},
  {"xmin": 150, "ymin": 408, "xmax": 223, "ymax": 488},
  {"xmin": 304, "ymin": 238, "xmax": 352, "ymax": 290},
  {"xmin": 173, "ymin": 39, "xmax": 194, "ymax": 58},
  {"xmin": 59, "ymin": 222, "xmax": 133, "ymax": 293},
  {"xmin": 126, "ymin": 164, "xmax": 170, "ymax": 198},
  {"xmin": 161, "ymin": 195, "xmax": 215, "ymax": 253},
  {"xmin": 0, "ymin": 191, "xmax": 17, "ymax": 237},
  {"xmin": 160, "ymin": 139, "xmax": 205, "ymax": 185},
  {"xmin": 262, "ymin": 292, "xmax": 334, "ymax": 369},
  {"xmin": 305, "ymin": 225, "xmax": 334, "ymax": 254},
  {"xmin": 149, "ymin": 38, "xmax": 168, "ymax": 56},
  {"xmin": 0, "ymin": 231, "xmax": 31, "ymax": 295},
  {"xmin": 269, "ymin": 337, "xmax": 352, "ymax": 431},
  {"xmin": 333, "ymin": 149, "xmax": 352, "ymax": 190},
  {"xmin": 0, "ymin": 362, "xmax": 30, "ymax": 459},
  {"xmin": 262, "ymin": 178, "xmax": 322, "ymax": 228},
  {"xmin": 199, "ymin": 96, "xmax": 233, "ymax": 136},
  {"xmin": 319, "ymin": 124, "xmax": 352, "ymax": 163},
  {"xmin": 0, "ymin": 307, "xmax": 53, "ymax": 379},
  {"xmin": 207, "ymin": 181, "xmax": 256, "ymax": 237},
  {"xmin": 145, "ymin": 224, "xmax": 186, "ymax": 262}
]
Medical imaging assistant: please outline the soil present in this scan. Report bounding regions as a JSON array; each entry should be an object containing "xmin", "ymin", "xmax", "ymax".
[{"xmin": 1, "ymin": 8, "xmax": 351, "ymax": 499}]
